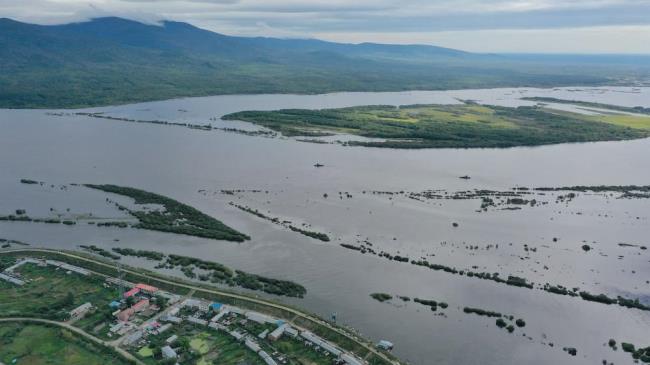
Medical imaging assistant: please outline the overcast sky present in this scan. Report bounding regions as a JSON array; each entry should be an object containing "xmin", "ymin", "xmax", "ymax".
[{"xmin": 2, "ymin": 0, "xmax": 650, "ymax": 53}]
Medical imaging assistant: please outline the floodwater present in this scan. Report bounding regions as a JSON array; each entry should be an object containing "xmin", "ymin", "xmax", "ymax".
[{"xmin": 1, "ymin": 87, "xmax": 649, "ymax": 365}]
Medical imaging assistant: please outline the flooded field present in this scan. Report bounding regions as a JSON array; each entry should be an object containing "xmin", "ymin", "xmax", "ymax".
[{"xmin": 1, "ymin": 87, "xmax": 649, "ymax": 365}]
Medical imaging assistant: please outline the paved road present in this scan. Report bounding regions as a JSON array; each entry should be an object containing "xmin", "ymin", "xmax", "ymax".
[
  {"xmin": 0, "ymin": 317, "xmax": 145, "ymax": 365},
  {"xmin": 2, "ymin": 248, "xmax": 400, "ymax": 365}
]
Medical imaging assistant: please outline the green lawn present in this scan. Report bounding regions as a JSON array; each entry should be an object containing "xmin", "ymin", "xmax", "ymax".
[
  {"xmin": 223, "ymin": 103, "xmax": 650, "ymax": 148},
  {"xmin": 0, "ymin": 263, "xmax": 119, "ymax": 321},
  {"xmin": 0, "ymin": 323, "xmax": 131, "ymax": 365}
]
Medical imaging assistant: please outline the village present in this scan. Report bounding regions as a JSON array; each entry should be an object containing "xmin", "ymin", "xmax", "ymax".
[{"xmin": 0, "ymin": 255, "xmax": 389, "ymax": 365}]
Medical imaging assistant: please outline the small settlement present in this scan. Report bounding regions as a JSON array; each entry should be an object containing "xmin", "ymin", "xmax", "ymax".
[{"xmin": 0, "ymin": 257, "xmax": 378, "ymax": 365}]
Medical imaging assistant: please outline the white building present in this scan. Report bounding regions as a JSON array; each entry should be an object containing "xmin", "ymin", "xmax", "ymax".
[
  {"xmin": 300, "ymin": 331, "xmax": 342, "ymax": 356},
  {"xmin": 210, "ymin": 309, "xmax": 230, "ymax": 323},
  {"xmin": 182, "ymin": 298, "xmax": 209, "ymax": 312},
  {"xmin": 208, "ymin": 322, "xmax": 226, "ymax": 331},
  {"xmin": 245, "ymin": 311, "xmax": 276, "ymax": 324},
  {"xmin": 258, "ymin": 329, "xmax": 269, "ymax": 339},
  {"xmin": 161, "ymin": 345, "xmax": 177, "ymax": 359},
  {"xmin": 122, "ymin": 330, "xmax": 144, "ymax": 346},
  {"xmin": 284, "ymin": 326, "xmax": 298, "ymax": 338},
  {"xmin": 160, "ymin": 315, "xmax": 182, "ymax": 324},
  {"xmin": 259, "ymin": 350, "xmax": 278, "ymax": 365},
  {"xmin": 156, "ymin": 323, "xmax": 172, "ymax": 335},
  {"xmin": 69, "ymin": 302, "xmax": 92, "ymax": 318},
  {"xmin": 166, "ymin": 335, "xmax": 178, "ymax": 345},
  {"xmin": 341, "ymin": 353, "xmax": 364, "ymax": 365},
  {"xmin": 268, "ymin": 324, "xmax": 287, "ymax": 341},
  {"xmin": 0, "ymin": 272, "xmax": 25, "ymax": 286},
  {"xmin": 229, "ymin": 330, "xmax": 244, "ymax": 341},
  {"xmin": 245, "ymin": 338, "xmax": 261, "ymax": 353},
  {"xmin": 187, "ymin": 316, "xmax": 208, "ymax": 326}
]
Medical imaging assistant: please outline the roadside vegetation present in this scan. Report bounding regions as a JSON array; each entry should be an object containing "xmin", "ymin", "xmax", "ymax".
[
  {"xmin": 223, "ymin": 103, "xmax": 650, "ymax": 148},
  {"xmin": 114, "ymin": 249, "xmax": 307, "ymax": 298}
]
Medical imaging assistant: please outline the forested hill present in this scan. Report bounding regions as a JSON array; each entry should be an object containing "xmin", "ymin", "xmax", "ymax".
[{"xmin": 0, "ymin": 17, "xmax": 648, "ymax": 108}]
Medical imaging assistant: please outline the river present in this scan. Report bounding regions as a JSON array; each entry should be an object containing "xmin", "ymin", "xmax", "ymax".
[{"xmin": 1, "ymin": 86, "xmax": 649, "ymax": 365}]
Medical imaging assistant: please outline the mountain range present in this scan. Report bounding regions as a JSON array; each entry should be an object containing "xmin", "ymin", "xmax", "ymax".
[{"xmin": 1, "ymin": 17, "xmax": 648, "ymax": 108}]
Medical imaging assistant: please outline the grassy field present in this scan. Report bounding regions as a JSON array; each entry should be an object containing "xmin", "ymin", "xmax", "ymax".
[
  {"xmin": 223, "ymin": 103, "xmax": 650, "ymax": 148},
  {"xmin": 0, "ymin": 263, "xmax": 119, "ymax": 320},
  {"xmin": 0, "ymin": 323, "xmax": 131, "ymax": 365}
]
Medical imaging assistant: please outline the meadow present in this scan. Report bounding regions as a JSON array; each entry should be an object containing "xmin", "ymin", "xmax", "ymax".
[
  {"xmin": 0, "ymin": 323, "xmax": 131, "ymax": 365},
  {"xmin": 223, "ymin": 103, "xmax": 650, "ymax": 148}
]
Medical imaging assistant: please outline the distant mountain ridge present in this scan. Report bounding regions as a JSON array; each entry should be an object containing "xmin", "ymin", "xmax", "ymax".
[{"xmin": 0, "ymin": 17, "xmax": 648, "ymax": 108}]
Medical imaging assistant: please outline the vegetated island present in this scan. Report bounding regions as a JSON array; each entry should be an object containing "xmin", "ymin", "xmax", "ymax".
[
  {"xmin": 110, "ymin": 247, "xmax": 307, "ymax": 298},
  {"xmin": 229, "ymin": 202, "xmax": 330, "ymax": 242},
  {"xmin": 85, "ymin": 184, "xmax": 249, "ymax": 242},
  {"xmin": 222, "ymin": 102, "xmax": 650, "ymax": 148}
]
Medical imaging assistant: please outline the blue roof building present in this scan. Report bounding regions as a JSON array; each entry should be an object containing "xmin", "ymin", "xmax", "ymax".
[
  {"xmin": 109, "ymin": 300, "xmax": 121, "ymax": 309},
  {"xmin": 210, "ymin": 302, "xmax": 223, "ymax": 311}
]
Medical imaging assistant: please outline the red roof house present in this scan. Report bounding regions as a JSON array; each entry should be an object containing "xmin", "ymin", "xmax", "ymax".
[
  {"xmin": 135, "ymin": 283, "xmax": 159, "ymax": 294},
  {"xmin": 123, "ymin": 287, "xmax": 140, "ymax": 298}
]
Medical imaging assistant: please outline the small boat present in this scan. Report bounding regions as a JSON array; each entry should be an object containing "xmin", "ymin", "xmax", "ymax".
[
  {"xmin": 314, "ymin": 163, "xmax": 324, "ymax": 168},
  {"xmin": 459, "ymin": 175, "xmax": 471, "ymax": 180}
]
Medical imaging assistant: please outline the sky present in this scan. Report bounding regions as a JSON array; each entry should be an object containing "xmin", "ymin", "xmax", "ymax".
[{"xmin": 1, "ymin": 0, "xmax": 650, "ymax": 53}]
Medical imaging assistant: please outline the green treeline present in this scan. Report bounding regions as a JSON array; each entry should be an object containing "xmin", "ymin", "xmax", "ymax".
[{"xmin": 85, "ymin": 184, "xmax": 249, "ymax": 242}]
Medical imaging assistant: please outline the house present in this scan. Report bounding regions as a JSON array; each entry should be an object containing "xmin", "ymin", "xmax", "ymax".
[
  {"xmin": 117, "ymin": 299, "xmax": 149, "ymax": 321},
  {"xmin": 284, "ymin": 326, "xmax": 298, "ymax": 338},
  {"xmin": 377, "ymin": 340, "xmax": 394, "ymax": 350},
  {"xmin": 161, "ymin": 345, "xmax": 177, "ymax": 359},
  {"xmin": 259, "ymin": 350, "xmax": 278, "ymax": 365},
  {"xmin": 165, "ymin": 335, "xmax": 178, "ymax": 345},
  {"xmin": 341, "ymin": 353, "xmax": 364, "ymax": 365},
  {"xmin": 122, "ymin": 330, "xmax": 144, "ymax": 346},
  {"xmin": 109, "ymin": 322, "xmax": 125, "ymax": 334},
  {"xmin": 123, "ymin": 287, "xmax": 140, "ymax": 298},
  {"xmin": 156, "ymin": 323, "xmax": 172, "ymax": 335},
  {"xmin": 182, "ymin": 298, "xmax": 209, "ymax": 312},
  {"xmin": 229, "ymin": 330, "xmax": 244, "ymax": 341},
  {"xmin": 117, "ymin": 308, "xmax": 135, "ymax": 322},
  {"xmin": 132, "ymin": 299, "xmax": 150, "ymax": 312},
  {"xmin": 258, "ymin": 329, "xmax": 269, "ymax": 339},
  {"xmin": 69, "ymin": 302, "xmax": 92, "ymax": 318},
  {"xmin": 0, "ymin": 273, "xmax": 25, "ymax": 286},
  {"xmin": 245, "ymin": 311, "xmax": 275, "ymax": 324},
  {"xmin": 300, "ymin": 331, "xmax": 342, "ymax": 356},
  {"xmin": 135, "ymin": 283, "xmax": 159, "ymax": 295},
  {"xmin": 210, "ymin": 309, "xmax": 229, "ymax": 323},
  {"xmin": 245, "ymin": 338, "xmax": 261, "ymax": 353},
  {"xmin": 160, "ymin": 315, "xmax": 182, "ymax": 324},
  {"xmin": 268, "ymin": 324, "xmax": 287, "ymax": 341},
  {"xmin": 187, "ymin": 316, "xmax": 208, "ymax": 326}
]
